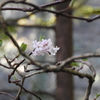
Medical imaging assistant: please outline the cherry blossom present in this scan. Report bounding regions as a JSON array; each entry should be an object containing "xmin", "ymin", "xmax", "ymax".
[{"xmin": 32, "ymin": 39, "xmax": 60, "ymax": 56}]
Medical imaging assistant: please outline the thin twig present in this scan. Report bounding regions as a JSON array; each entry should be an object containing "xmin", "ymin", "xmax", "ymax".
[
  {"xmin": 0, "ymin": 63, "xmax": 11, "ymax": 69},
  {"xmin": 16, "ymin": 77, "xmax": 25, "ymax": 100},
  {"xmin": 14, "ymin": 82, "xmax": 42, "ymax": 100},
  {"xmin": 25, "ymin": 70, "xmax": 45, "ymax": 78},
  {"xmin": 0, "ymin": 92, "xmax": 16, "ymax": 100},
  {"xmin": 75, "ymin": 59, "xmax": 96, "ymax": 78}
]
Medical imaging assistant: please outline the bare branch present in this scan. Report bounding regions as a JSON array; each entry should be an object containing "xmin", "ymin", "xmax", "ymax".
[
  {"xmin": 0, "ymin": 62, "xmax": 11, "ymax": 69},
  {"xmin": 14, "ymin": 82, "xmax": 42, "ymax": 100},
  {"xmin": 0, "ymin": 0, "xmax": 100, "ymax": 22},
  {"xmin": 75, "ymin": 59, "xmax": 96, "ymax": 78},
  {"xmin": 16, "ymin": 77, "xmax": 25, "ymax": 100},
  {"xmin": 84, "ymin": 80, "xmax": 94, "ymax": 100},
  {"xmin": 0, "ymin": 92, "xmax": 16, "ymax": 100},
  {"xmin": 25, "ymin": 70, "xmax": 45, "ymax": 78},
  {"xmin": 56, "ymin": 53, "xmax": 100, "ymax": 69},
  {"xmin": 0, "ymin": 1, "xmax": 100, "ymax": 23}
]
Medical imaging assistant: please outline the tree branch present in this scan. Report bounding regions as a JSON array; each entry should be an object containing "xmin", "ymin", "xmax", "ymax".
[{"xmin": 0, "ymin": 92, "xmax": 16, "ymax": 100}]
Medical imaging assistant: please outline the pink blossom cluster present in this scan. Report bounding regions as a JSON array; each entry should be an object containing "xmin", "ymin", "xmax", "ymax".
[{"xmin": 32, "ymin": 39, "xmax": 60, "ymax": 56}]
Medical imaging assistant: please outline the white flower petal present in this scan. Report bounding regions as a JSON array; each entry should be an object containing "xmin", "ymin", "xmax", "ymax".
[{"xmin": 32, "ymin": 39, "xmax": 60, "ymax": 56}]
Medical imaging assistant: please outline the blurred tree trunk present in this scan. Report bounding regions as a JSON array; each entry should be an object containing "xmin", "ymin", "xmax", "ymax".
[{"xmin": 55, "ymin": 1, "xmax": 73, "ymax": 100}]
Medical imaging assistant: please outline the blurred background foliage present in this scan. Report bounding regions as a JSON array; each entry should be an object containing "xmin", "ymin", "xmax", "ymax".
[
  {"xmin": 0, "ymin": 26, "xmax": 16, "ymax": 40},
  {"xmin": 17, "ymin": 13, "xmax": 56, "ymax": 26},
  {"xmin": 72, "ymin": 0, "xmax": 100, "ymax": 17},
  {"xmin": 0, "ymin": 26, "xmax": 17, "ymax": 56}
]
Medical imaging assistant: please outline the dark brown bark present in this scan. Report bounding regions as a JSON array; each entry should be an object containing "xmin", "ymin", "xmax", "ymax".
[{"xmin": 55, "ymin": 2, "xmax": 73, "ymax": 100}]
